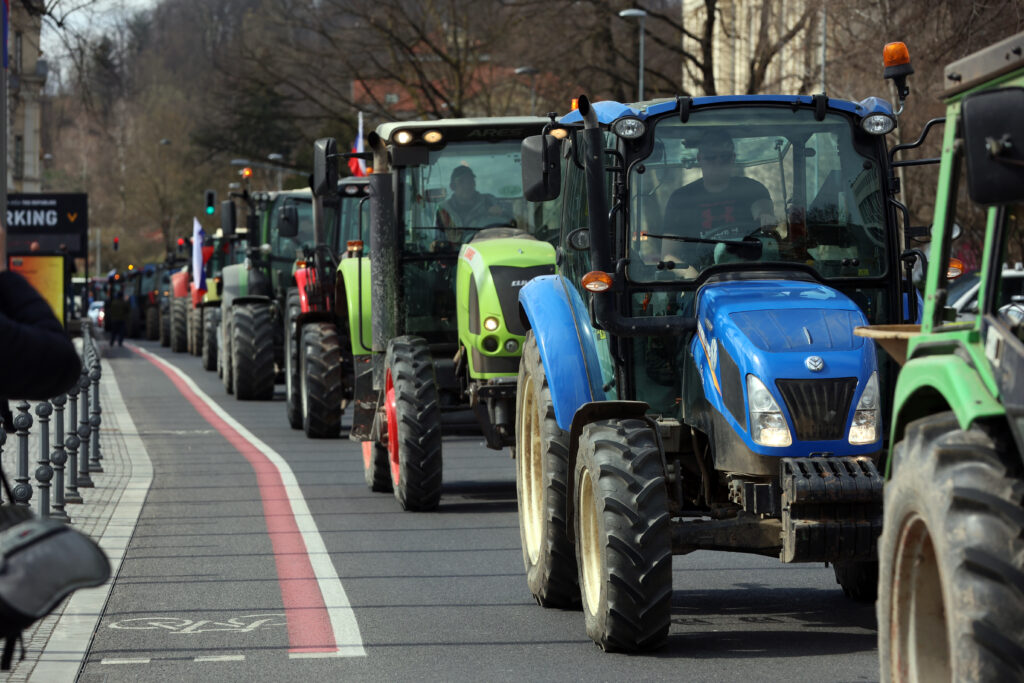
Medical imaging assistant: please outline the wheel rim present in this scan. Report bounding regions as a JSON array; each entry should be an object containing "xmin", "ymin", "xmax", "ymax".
[
  {"xmin": 518, "ymin": 373, "xmax": 543, "ymax": 564},
  {"xmin": 578, "ymin": 466, "xmax": 602, "ymax": 615},
  {"xmin": 385, "ymin": 368, "xmax": 400, "ymax": 485},
  {"xmin": 891, "ymin": 512, "xmax": 950, "ymax": 682}
]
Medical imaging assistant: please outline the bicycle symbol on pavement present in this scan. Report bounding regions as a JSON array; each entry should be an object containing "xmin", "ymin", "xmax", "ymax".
[{"xmin": 108, "ymin": 614, "xmax": 287, "ymax": 634}]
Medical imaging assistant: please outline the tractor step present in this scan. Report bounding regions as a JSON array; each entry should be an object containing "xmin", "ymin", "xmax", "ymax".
[{"xmin": 779, "ymin": 456, "xmax": 883, "ymax": 563}]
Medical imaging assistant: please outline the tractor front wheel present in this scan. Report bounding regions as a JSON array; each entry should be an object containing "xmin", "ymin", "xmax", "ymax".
[
  {"xmin": 385, "ymin": 336, "xmax": 442, "ymax": 511},
  {"xmin": 145, "ymin": 306, "xmax": 158, "ymax": 340},
  {"xmin": 201, "ymin": 308, "xmax": 218, "ymax": 371},
  {"xmin": 516, "ymin": 331, "xmax": 578, "ymax": 608},
  {"xmin": 878, "ymin": 414, "xmax": 1024, "ymax": 682},
  {"xmin": 284, "ymin": 289, "xmax": 302, "ymax": 429},
  {"xmin": 232, "ymin": 303, "xmax": 275, "ymax": 400},
  {"xmin": 170, "ymin": 298, "xmax": 187, "ymax": 353},
  {"xmin": 300, "ymin": 322, "xmax": 342, "ymax": 438},
  {"xmin": 159, "ymin": 304, "xmax": 170, "ymax": 346},
  {"xmin": 575, "ymin": 419, "xmax": 672, "ymax": 652}
]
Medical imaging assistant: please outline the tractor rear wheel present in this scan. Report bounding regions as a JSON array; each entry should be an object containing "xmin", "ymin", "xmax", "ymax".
[
  {"xmin": 201, "ymin": 308, "xmax": 218, "ymax": 371},
  {"xmin": 284, "ymin": 290, "xmax": 302, "ymax": 429},
  {"xmin": 220, "ymin": 312, "xmax": 233, "ymax": 393},
  {"xmin": 159, "ymin": 304, "xmax": 170, "ymax": 346},
  {"xmin": 300, "ymin": 322, "xmax": 342, "ymax": 438},
  {"xmin": 170, "ymin": 298, "xmax": 187, "ymax": 353},
  {"xmin": 385, "ymin": 336, "xmax": 442, "ymax": 511},
  {"xmin": 145, "ymin": 306, "xmax": 158, "ymax": 340},
  {"xmin": 362, "ymin": 441, "xmax": 392, "ymax": 492},
  {"xmin": 516, "ymin": 331, "xmax": 579, "ymax": 608},
  {"xmin": 575, "ymin": 419, "xmax": 672, "ymax": 652},
  {"xmin": 232, "ymin": 303, "xmax": 275, "ymax": 400},
  {"xmin": 833, "ymin": 561, "xmax": 878, "ymax": 603},
  {"xmin": 878, "ymin": 414, "xmax": 1024, "ymax": 682},
  {"xmin": 194, "ymin": 308, "xmax": 205, "ymax": 357}
]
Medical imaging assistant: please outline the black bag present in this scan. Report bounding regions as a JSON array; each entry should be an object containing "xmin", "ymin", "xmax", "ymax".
[{"xmin": 0, "ymin": 466, "xmax": 111, "ymax": 669}]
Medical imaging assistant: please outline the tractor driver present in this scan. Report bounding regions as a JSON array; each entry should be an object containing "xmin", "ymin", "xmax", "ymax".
[
  {"xmin": 434, "ymin": 165, "xmax": 504, "ymax": 245},
  {"xmin": 660, "ymin": 129, "xmax": 776, "ymax": 272}
]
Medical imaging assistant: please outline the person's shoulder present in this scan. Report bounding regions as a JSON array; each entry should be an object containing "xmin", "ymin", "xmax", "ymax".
[
  {"xmin": 669, "ymin": 180, "xmax": 703, "ymax": 200},
  {"xmin": 733, "ymin": 176, "xmax": 770, "ymax": 191}
]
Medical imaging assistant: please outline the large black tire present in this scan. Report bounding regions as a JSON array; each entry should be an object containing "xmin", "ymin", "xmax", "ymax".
[
  {"xmin": 515, "ymin": 331, "xmax": 579, "ymax": 608},
  {"xmin": 187, "ymin": 307, "xmax": 196, "ymax": 355},
  {"xmin": 575, "ymin": 419, "xmax": 672, "ymax": 652},
  {"xmin": 300, "ymin": 322, "xmax": 343, "ymax": 438},
  {"xmin": 284, "ymin": 290, "xmax": 302, "ymax": 429},
  {"xmin": 145, "ymin": 306, "xmax": 158, "ymax": 340},
  {"xmin": 220, "ymin": 312, "xmax": 233, "ymax": 393},
  {"xmin": 385, "ymin": 336, "xmax": 443, "ymax": 511},
  {"xmin": 192, "ymin": 307, "xmax": 205, "ymax": 357},
  {"xmin": 878, "ymin": 413, "xmax": 1024, "ymax": 682},
  {"xmin": 159, "ymin": 304, "xmax": 170, "ymax": 347},
  {"xmin": 363, "ymin": 440, "xmax": 393, "ymax": 492},
  {"xmin": 201, "ymin": 308, "xmax": 218, "ymax": 371},
  {"xmin": 833, "ymin": 560, "xmax": 878, "ymax": 603},
  {"xmin": 232, "ymin": 303, "xmax": 275, "ymax": 400},
  {"xmin": 170, "ymin": 298, "xmax": 187, "ymax": 353}
]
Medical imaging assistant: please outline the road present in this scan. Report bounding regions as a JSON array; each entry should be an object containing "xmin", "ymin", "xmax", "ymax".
[{"xmin": 76, "ymin": 339, "xmax": 879, "ymax": 682}]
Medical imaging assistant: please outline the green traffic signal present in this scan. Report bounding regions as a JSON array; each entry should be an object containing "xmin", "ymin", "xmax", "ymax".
[{"xmin": 205, "ymin": 205, "xmax": 215, "ymax": 215}]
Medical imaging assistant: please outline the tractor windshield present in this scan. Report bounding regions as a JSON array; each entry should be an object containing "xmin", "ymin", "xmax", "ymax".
[
  {"xmin": 400, "ymin": 140, "xmax": 544, "ymax": 252},
  {"xmin": 627, "ymin": 107, "xmax": 888, "ymax": 283}
]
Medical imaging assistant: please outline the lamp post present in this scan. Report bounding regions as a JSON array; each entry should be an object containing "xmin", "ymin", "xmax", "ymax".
[
  {"xmin": 619, "ymin": 8, "xmax": 648, "ymax": 101},
  {"xmin": 514, "ymin": 66, "xmax": 540, "ymax": 115}
]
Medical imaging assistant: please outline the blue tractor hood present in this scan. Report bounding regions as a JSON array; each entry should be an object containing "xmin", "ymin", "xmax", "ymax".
[{"xmin": 692, "ymin": 279, "xmax": 881, "ymax": 457}]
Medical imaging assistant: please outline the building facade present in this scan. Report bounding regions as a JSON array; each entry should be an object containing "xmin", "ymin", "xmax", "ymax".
[{"xmin": 8, "ymin": 1, "xmax": 47, "ymax": 192}]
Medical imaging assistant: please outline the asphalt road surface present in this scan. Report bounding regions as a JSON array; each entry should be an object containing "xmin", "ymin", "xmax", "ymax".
[{"xmin": 77, "ymin": 339, "xmax": 879, "ymax": 682}]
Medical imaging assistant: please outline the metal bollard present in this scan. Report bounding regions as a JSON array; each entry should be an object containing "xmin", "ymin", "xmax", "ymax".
[
  {"xmin": 64, "ymin": 381, "xmax": 84, "ymax": 503},
  {"xmin": 89, "ymin": 366, "xmax": 104, "ymax": 472},
  {"xmin": 34, "ymin": 402, "xmax": 54, "ymax": 519},
  {"xmin": 50, "ymin": 394, "xmax": 70, "ymax": 522},
  {"xmin": 77, "ymin": 373, "xmax": 95, "ymax": 488},
  {"xmin": 13, "ymin": 401, "xmax": 33, "ymax": 506},
  {"xmin": 0, "ymin": 427, "xmax": 6, "ymax": 504}
]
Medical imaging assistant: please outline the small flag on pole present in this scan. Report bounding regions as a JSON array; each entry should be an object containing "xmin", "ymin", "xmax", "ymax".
[
  {"xmin": 192, "ymin": 217, "xmax": 207, "ymax": 295},
  {"xmin": 348, "ymin": 111, "xmax": 366, "ymax": 177}
]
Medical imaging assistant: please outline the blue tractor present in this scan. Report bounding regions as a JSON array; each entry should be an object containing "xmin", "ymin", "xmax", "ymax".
[{"xmin": 515, "ymin": 90, "xmax": 926, "ymax": 651}]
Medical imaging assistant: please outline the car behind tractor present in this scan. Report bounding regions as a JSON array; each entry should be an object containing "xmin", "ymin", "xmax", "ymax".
[{"xmin": 312, "ymin": 116, "xmax": 557, "ymax": 509}]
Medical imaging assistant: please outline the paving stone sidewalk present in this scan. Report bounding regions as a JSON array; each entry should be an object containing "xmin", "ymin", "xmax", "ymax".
[{"xmin": 1, "ymin": 348, "xmax": 150, "ymax": 683}]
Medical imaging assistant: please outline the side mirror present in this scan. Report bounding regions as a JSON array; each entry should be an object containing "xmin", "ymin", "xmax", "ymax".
[
  {"xmin": 521, "ymin": 134, "xmax": 561, "ymax": 202},
  {"xmin": 961, "ymin": 87, "xmax": 1024, "ymax": 205},
  {"xmin": 278, "ymin": 204, "xmax": 299, "ymax": 238},
  {"xmin": 221, "ymin": 200, "xmax": 236, "ymax": 237},
  {"xmin": 313, "ymin": 137, "xmax": 339, "ymax": 197}
]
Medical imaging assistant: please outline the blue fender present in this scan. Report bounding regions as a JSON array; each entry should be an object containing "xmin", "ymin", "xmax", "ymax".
[{"xmin": 519, "ymin": 275, "xmax": 607, "ymax": 430}]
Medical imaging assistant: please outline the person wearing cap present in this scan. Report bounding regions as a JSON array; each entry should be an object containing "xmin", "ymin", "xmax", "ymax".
[
  {"xmin": 661, "ymin": 129, "xmax": 776, "ymax": 270},
  {"xmin": 435, "ymin": 165, "xmax": 504, "ymax": 243}
]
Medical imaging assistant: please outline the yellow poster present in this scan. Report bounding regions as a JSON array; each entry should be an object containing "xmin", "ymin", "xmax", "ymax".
[{"xmin": 8, "ymin": 255, "xmax": 66, "ymax": 325}]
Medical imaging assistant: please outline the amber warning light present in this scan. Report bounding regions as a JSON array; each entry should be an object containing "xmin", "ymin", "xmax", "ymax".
[
  {"xmin": 883, "ymin": 42, "xmax": 910, "ymax": 68},
  {"xmin": 581, "ymin": 271, "xmax": 613, "ymax": 292}
]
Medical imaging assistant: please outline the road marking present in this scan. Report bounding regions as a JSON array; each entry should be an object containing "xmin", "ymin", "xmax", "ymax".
[
  {"xmin": 101, "ymin": 658, "xmax": 152, "ymax": 665},
  {"xmin": 194, "ymin": 655, "xmax": 246, "ymax": 662},
  {"xmin": 29, "ymin": 359, "xmax": 156, "ymax": 683},
  {"xmin": 109, "ymin": 614, "xmax": 287, "ymax": 633},
  {"xmin": 130, "ymin": 345, "xmax": 365, "ymax": 657}
]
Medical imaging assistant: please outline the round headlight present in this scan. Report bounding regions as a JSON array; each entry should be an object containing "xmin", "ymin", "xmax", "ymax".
[
  {"xmin": 423, "ymin": 130, "xmax": 443, "ymax": 144},
  {"xmin": 394, "ymin": 130, "xmax": 413, "ymax": 145},
  {"xmin": 861, "ymin": 114, "xmax": 895, "ymax": 135},
  {"xmin": 611, "ymin": 117, "xmax": 646, "ymax": 139},
  {"xmin": 483, "ymin": 316, "xmax": 500, "ymax": 331}
]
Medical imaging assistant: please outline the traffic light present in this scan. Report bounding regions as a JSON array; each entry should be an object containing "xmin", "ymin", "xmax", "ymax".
[
  {"xmin": 177, "ymin": 237, "xmax": 186, "ymax": 253},
  {"xmin": 204, "ymin": 189, "xmax": 217, "ymax": 215},
  {"xmin": 113, "ymin": 236, "xmax": 119, "ymax": 251}
]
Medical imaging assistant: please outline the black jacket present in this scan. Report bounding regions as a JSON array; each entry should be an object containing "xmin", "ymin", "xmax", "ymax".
[{"xmin": 0, "ymin": 271, "xmax": 82, "ymax": 400}]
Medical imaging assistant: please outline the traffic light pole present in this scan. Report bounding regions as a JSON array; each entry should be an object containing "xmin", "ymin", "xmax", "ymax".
[{"xmin": 95, "ymin": 227, "xmax": 101, "ymax": 277}]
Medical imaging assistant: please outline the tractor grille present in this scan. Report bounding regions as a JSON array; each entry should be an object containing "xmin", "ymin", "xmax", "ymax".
[{"xmin": 775, "ymin": 378, "xmax": 857, "ymax": 442}]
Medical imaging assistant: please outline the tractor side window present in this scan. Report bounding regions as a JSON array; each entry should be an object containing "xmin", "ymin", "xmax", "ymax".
[
  {"xmin": 560, "ymin": 159, "xmax": 590, "ymax": 285},
  {"xmin": 994, "ymin": 204, "xmax": 1024, "ymax": 333}
]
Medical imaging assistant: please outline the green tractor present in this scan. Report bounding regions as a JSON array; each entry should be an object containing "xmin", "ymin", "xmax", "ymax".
[
  {"xmin": 285, "ymin": 177, "xmax": 370, "ymax": 437},
  {"xmin": 312, "ymin": 116, "xmax": 557, "ymax": 509},
  {"xmin": 859, "ymin": 34, "xmax": 1024, "ymax": 681}
]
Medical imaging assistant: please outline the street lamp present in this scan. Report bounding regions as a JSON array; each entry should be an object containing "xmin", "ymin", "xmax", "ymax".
[
  {"xmin": 515, "ymin": 66, "xmax": 540, "ymax": 115},
  {"xmin": 619, "ymin": 8, "xmax": 648, "ymax": 101},
  {"xmin": 267, "ymin": 153, "xmax": 284, "ymax": 190}
]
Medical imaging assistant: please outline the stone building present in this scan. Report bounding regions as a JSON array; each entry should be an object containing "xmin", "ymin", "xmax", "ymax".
[{"xmin": 7, "ymin": 1, "xmax": 47, "ymax": 192}]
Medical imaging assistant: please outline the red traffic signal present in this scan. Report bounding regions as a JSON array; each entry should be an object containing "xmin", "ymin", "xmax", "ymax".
[{"xmin": 113, "ymin": 236, "xmax": 119, "ymax": 251}]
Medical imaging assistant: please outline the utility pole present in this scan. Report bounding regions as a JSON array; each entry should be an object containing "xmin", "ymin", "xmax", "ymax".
[{"xmin": 1, "ymin": 1, "xmax": 8, "ymax": 268}]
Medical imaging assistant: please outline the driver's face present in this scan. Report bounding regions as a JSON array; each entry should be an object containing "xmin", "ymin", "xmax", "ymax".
[
  {"xmin": 698, "ymin": 146, "xmax": 734, "ymax": 184},
  {"xmin": 452, "ymin": 174, "xmax": 476, "ymax": 194}
]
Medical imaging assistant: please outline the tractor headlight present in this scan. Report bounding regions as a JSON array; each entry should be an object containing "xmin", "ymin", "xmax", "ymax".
[
  {"xmin": 849, "ymin": 372, "xmax": 881, "ymax": 445},
  {"xmin": 483, "ymin": 316, "xmax": 500, "ymax": 331},
  {"xmin": 861, "ymin": 114, "xmax": 895, "ymax": 135},
  {"xmin": 611, "ymin": 117, "xmax": 646, "ymax": 139},
  {"xmin": 393, "ymin": 130, "xmax": 413, "ymax": 145},
  {"xmin": 747, "ymin": 375, "xmax": 792, "ymax": 447}
]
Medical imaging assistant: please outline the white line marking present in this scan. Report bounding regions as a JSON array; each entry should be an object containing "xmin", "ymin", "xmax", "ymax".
[
  {"xmin": 30, "ymin": 359, "xmax": 156, "ymax": 683},
  {"xmin": 194, "ymin": 655, "xmax": 246, "ymax": 662},
  {"xmin": 288, "ymin": 648, "xmax": 365, "ymax": 659},
  {"xmin": 133, "ymin": 345, "xmax": 366, "ymax": 657},
  {"xmin": 101, "ymin": 658, "xmax": 152, "ymax": 665}
]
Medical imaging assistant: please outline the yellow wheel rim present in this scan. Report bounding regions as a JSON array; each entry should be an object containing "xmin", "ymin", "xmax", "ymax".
[
  {"xmin": 518, "ymin": 373, "xmax": 543, "ymax": 564},
  {"xmin": 578, "ymin": 466, "xmax": 601, "ymax": 615}
]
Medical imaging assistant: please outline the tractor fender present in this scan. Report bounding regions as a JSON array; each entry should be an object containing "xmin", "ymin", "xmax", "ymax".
[
  {"xmin": 518, "ymin": 274, "xmax": 606, "ymax": 430},
  {"xmin": 337, "ymin": 256, "xmax": 373, "ymax": 356}
]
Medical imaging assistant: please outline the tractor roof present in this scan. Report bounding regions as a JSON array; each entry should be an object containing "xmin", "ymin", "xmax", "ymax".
[
  {"xmin": 943, "ymin": 31, "xmax": 1024, "ymax": 98},
  {"xmin": 375, "ymin": 116, "xmax": 549, "ymax": 143},
  {"xmin": 557, "ymin": 94, "xmax": 895, "ymax": 126}
]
